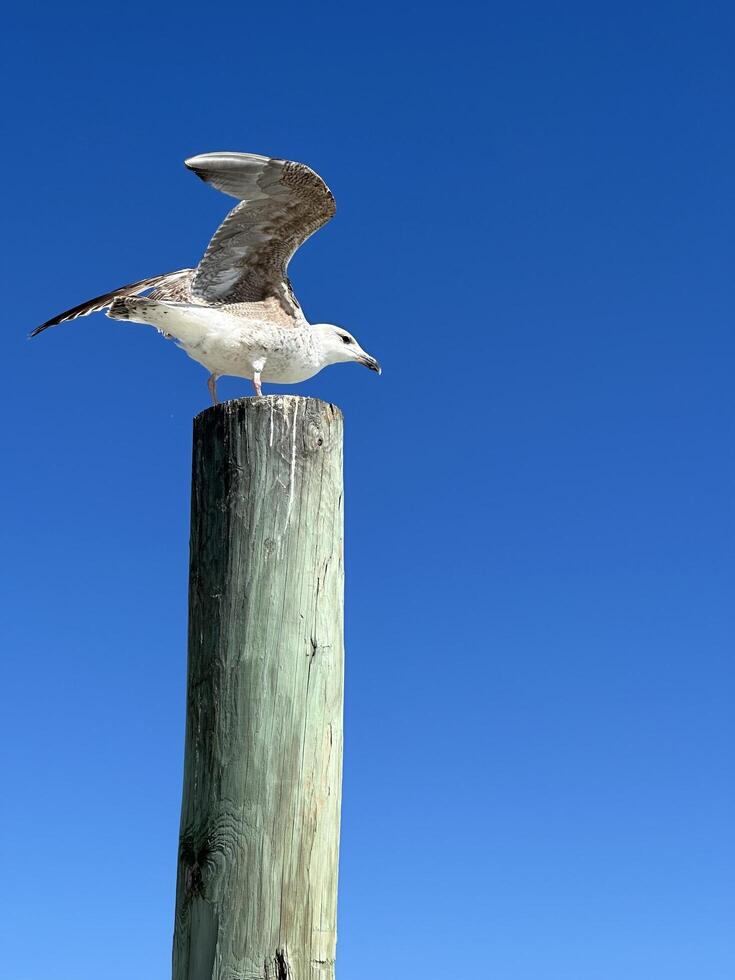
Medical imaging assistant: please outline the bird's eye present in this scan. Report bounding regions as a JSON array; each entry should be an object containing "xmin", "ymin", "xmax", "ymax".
[{"xmin": 341, "ymin": 335, "xmax": 352, "ymax": 344}]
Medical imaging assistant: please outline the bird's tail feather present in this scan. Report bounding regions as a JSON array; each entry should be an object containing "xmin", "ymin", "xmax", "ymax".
[
  {"xmin": 107, "ymin": 296, "xmax": 220, "ymax": 348},
  {"xmin": 30, "ymin": 269, "xmax": 192, "ymax": 337},
  {"xmin": 107, "ymin": 296, "xmax": 169, "ymax": 325},
  {"xmin": 107, "ymin": 297, "xmax": 133, "ymax": 321}
]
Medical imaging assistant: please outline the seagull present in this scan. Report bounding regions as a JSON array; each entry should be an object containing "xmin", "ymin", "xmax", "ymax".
[{"xmin": 31, "ymin": 152, "xmax": 381, "ymax": 403}]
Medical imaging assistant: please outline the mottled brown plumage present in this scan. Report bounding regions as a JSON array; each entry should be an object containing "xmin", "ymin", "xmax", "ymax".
[
  {"xmin": 30, "ymin": 269, "xmax": 193, "ymax": 335},
  {"xmin": 186, "ymin": 153, "xmax": 336, "ymax": 318},
  {"xmin": 31, "ymin": 153, "xmax": 336, "ymax": 335}
]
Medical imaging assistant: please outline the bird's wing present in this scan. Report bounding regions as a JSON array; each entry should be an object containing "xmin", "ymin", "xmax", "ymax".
[
  {"xmin": 30, "ymin": 269, "xmax": 193, "ymax": 336},
  {"xmin": 185, "ymin": 152, "xmax": 336, "ymax": 314}
]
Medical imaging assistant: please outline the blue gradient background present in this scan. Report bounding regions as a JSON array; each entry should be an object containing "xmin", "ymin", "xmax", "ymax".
[{"xmin": 2, "ymin": 2, "xmax": 733, "ymax": 977}]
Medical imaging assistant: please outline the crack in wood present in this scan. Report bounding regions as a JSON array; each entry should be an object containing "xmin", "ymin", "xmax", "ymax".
[{"xmin": 274, "ymin": 949, "xmax": 290, "ymax": 980}]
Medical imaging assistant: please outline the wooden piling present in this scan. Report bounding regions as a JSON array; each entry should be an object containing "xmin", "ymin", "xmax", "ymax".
[{"xmin": 173, "ymin": 395, "xmax": 344, "ymax": 980}]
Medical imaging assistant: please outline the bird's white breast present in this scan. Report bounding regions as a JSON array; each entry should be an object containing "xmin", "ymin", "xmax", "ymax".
[{"xmin": 174, "ymin": 308, "xmax": 320, "ymax": 383}]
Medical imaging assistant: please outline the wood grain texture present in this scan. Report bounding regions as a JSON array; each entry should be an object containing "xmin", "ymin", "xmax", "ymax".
[{"xmin": 173, "ymin": 395, "xmax": 344, "ymax": 980}]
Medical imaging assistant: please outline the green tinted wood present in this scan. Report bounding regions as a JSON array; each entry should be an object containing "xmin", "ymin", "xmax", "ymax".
[{"xmin": 173, "ymin": 396, "xmax": 344, "ymax": 980}]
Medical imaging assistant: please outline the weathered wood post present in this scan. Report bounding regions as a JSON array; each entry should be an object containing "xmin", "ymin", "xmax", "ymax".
[{"xmin": 173, "ymin": 395, "xmax": 344, "ymax": 980}]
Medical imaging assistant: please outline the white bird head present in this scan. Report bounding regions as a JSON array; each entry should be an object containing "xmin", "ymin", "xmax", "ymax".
[{"xmin": 312, "ymin": 324, "xmax": 381, "ymax": 375}]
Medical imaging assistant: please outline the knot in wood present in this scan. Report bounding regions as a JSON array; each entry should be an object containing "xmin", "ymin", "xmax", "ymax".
[
  {"xmin": 179, "ymin": 836, "xmax": 215, "ymax": 900},
  {"xmin": 304, "ymin": 419, "xmax": 327, "ymax": 453}
]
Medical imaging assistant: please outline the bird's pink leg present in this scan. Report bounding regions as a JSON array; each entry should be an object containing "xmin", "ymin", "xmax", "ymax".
[
  {"xmin": 207, "ymin": 373, "xmax": 220, "ymax": 405},
  {"xmin": 252, "ymin": 370, "xmax": 263, "ymax": 397}
]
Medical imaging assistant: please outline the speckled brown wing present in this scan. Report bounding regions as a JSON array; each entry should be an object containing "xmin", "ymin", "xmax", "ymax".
[
  {"xmin": 30, "ymin": 268, "xmax": 193, "ymax": 336},
  {"xmin": 185, "ymin": 152, "xmax": 336, "ymax": 316}
]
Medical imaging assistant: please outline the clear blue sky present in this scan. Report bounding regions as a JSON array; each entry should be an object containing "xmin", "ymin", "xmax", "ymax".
[{"xmin": 2, "ymin": 2, "xmax": 733, "ymax": 977}]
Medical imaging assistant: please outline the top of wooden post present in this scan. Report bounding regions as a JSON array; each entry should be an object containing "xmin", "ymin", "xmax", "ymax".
[{"xmin": 194, "ymin": 393, "xmax": 343, "ymax": 425}]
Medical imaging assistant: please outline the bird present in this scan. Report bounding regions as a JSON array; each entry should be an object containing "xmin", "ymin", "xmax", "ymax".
[{"xmin": 31, "ymin": 152, "xmax": 381, "ymax": 403}]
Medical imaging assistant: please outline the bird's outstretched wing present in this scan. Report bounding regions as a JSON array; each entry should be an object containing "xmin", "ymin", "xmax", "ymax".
[
  {"xmin": 185, "ymin": 152, "xmax": 336, "ymax": 313},
  {"xmin": 31, "ymin": 269, "xmax": 193, "ymax": 336}
]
